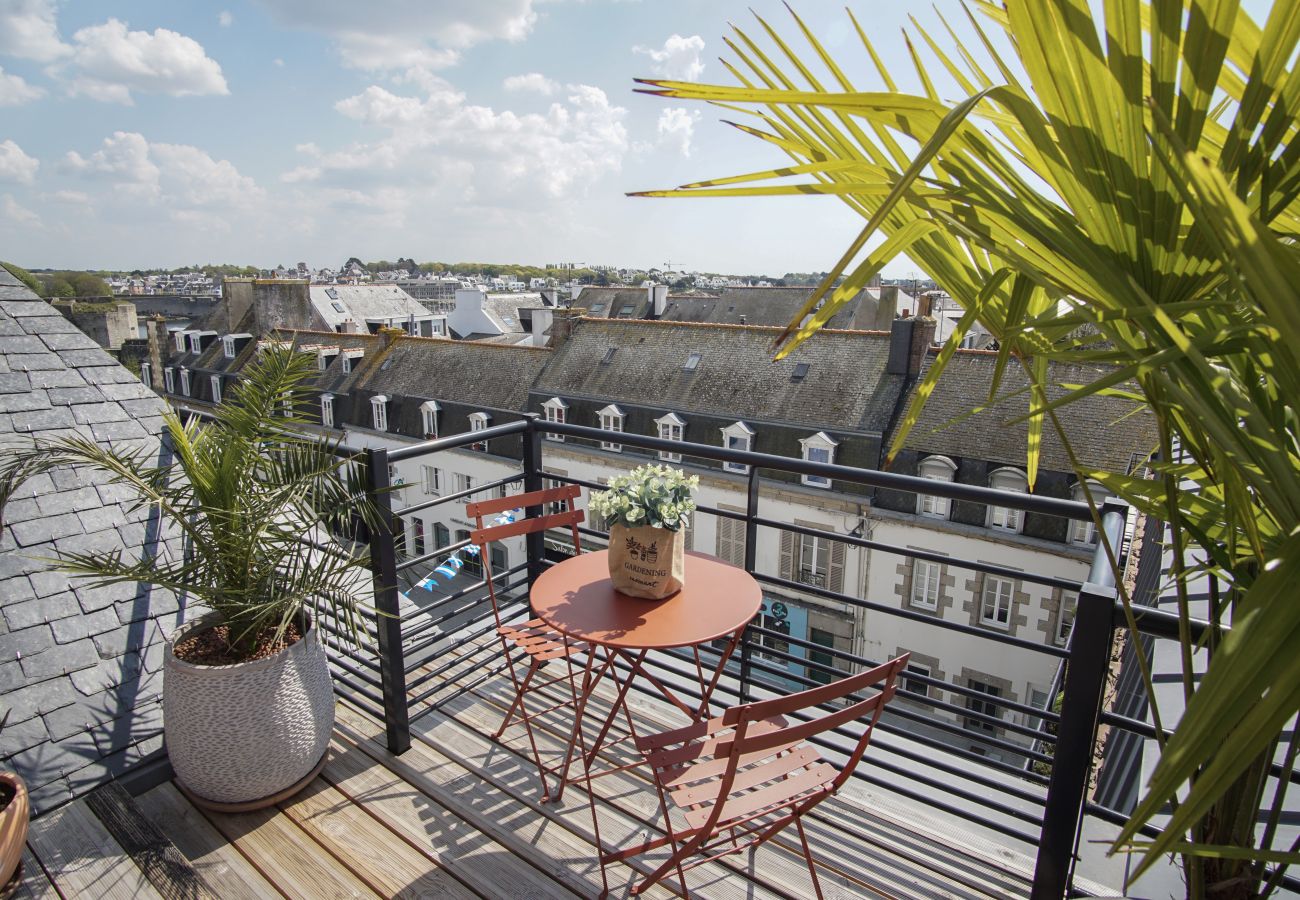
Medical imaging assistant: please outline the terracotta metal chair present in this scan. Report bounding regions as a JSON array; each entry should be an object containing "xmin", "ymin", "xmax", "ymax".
[
  {"xmin": 607, "ymin": 653, "xmax": 910, "ymax": 898},
  {"xmin": 466, "ymin": 483, "xmax": 588, "ymax": 802}
]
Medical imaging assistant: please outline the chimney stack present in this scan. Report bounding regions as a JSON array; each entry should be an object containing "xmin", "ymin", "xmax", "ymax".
[
  {"xmin": 648, "ymin": 282, "xmax": 668, "ymax": 318},
  {"xmin": 147, "ymin": 315, "xmax": 168, "ymax": 391},
  {"xmin": 550, "ymin": 307, "xmax": 586, "ymax": 349},
  {"xmin": 887, "ymin": 316, "xmax": 934, "ymax": 376}
]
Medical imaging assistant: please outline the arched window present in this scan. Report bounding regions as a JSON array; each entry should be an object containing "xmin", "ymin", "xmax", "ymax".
[
  {"xmin": 1069, "ymin": 481, "xmax": 1112, "ymax": 545},
  {"xmin": 916, "ymin": 455, "xmax": 956, "ymax": 519},
  {"xmin": 987, "ymin": 467, "xmax": 1028, "ymax": 532}
]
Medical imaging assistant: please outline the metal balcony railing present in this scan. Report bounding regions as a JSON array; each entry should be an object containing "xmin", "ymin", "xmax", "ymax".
[{"xmin": 316, "ymin": 414, "xmax": 1294, "ymax": 900}]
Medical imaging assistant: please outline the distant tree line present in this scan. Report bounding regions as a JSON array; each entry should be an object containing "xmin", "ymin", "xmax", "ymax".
[{"xmin": 2, "ymin": 262, "xmax": 110, "ymax": 298}]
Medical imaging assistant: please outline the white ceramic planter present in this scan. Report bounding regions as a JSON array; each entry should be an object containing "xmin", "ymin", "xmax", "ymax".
[{"xmin": 163, "ymin": 612, "xmax": 333, "ymax": 807}]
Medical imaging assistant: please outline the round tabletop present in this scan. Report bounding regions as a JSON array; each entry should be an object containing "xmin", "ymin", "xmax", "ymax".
[{"xmin": 531, "ymin": 550, "xmax": 763, "ymax": 650}]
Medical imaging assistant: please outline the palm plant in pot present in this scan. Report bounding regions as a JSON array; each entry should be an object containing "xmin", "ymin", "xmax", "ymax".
[
  {"xmin": 0, "ymin": 710, "xmax": 30, "ymax": 895},
  {"xmin": 0, "ymin": 344, "xmax": 378, "ymax": 810}
]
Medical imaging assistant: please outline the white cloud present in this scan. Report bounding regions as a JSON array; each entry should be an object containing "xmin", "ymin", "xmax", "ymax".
[
  {"xmin": 633, "ymin": 34, "xmax": 705, "ymax": 82},
  {"xmin": 290, "ymin": 77, "xmax": 628, "ymax": 206},
  {"xmin": 43, "ymin": 189, "xmax": 89, "ymax": 204},
  {"xmin": 656, "ymin": 107, "xmax": 699, "ymax": 157},
  {"xmin": 0, "ymin": 139, "xmax": 38, "ymax": 184},
  {"xmin": 1, "ymin": 193, "xmax": 38, "ymax": 225},
  {"xmin": 273, "ymin": 57, "xmax": 285, "ymax": 67},
  {"xmin": 0, "ymin": 0, "xmax": 69, "ymax": 63},
  {"xmin": 63, "ymin": 19, "xmax": 229, "ymax": 105},
  {"xmin": 63, "ymin": 131, "xmax": 262, "ymax": 213},
  {"xmin": 503, "ymin": 72, "xmax": 557, "ymax": 95},
  {"xmin": 218, "ymin": 10, "xmax": 233, "ymax": 27},
  {"xmin": 252, "ymin": 0, "xmax": 539, "ymax": 79},
  {"xmin": 0, "ymin": 66, "xmax": 42, "ymax": 105}
]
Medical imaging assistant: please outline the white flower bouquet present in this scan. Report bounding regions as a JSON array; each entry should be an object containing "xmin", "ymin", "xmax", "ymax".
[
  {"xmin": 591, "ymin": 465, "xmax": 699, "ymax": 599},
  {"xmin": 589, "ymin": 464, "xmax": 699, "ymax": 532}
]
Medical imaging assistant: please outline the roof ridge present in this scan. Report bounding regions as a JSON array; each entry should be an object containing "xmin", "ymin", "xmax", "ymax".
[{"xmin": 573, "ymin": 317, "xmax": 889, "ymax": 337}]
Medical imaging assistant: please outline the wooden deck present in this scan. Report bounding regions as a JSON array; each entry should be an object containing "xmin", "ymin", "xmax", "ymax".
[{"xmin": 15, "ymin": 642, "xmax": 1061, "ymax": 899}]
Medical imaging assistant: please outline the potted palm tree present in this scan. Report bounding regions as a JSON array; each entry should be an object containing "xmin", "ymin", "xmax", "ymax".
[
  {"xmin": 0, "ymin": 345, "xmax": 378, "ymax": 810},
  {"xmin": 0, "ymin": 711, "xmax": 29, "ymax": 895}
]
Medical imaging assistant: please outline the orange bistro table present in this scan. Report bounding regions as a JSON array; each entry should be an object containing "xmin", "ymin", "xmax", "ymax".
[{"xmin": 531, "ymin": 549, "xmax": 763, "ymax": 803}]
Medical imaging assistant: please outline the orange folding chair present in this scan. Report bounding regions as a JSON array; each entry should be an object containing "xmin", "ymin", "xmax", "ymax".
[
  {"xmin": 606, "ymin": 653, "xmax": 910, "ymax": 898},
  {"xmin": 466, "ymin": 484, "xmax": 588, "ymax": 802}
]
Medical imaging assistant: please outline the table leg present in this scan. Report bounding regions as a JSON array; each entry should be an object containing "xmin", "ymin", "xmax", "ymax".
[{"xmin": 698, "ymin": 625, "xmax": 747, "ymax": 718}]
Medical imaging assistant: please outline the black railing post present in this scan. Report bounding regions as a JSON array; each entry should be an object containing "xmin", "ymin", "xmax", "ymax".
[
  {"xmin": 738, "ymin": 467, "xmax": 761, "ymax": 703},
  {"xmin": 366, "ymin": 446, "xmax": 411, "ymax": 754},
  {"xmin": 1032, "ymin": 500, "xmax": 1127, "ymax": 898},
  {"xmin": 521, "ymin": 414, "xmax": 545, "ymax": 595}
]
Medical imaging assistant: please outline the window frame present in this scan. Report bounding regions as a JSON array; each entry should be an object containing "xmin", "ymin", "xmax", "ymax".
[
  {"xmin": 965, "ymin": 679, "xmax": 1003, "ymax": 736},
  {"xmin": 139, "ymin": 362, "xmax": 151, "ymax": 389},
  {"xmin": 911, "ymin": 559, "xmax": 941, "ymax": 610},
  {"xmin": 222, "ymin": 336, "xmax": 236, "ymax": 359},
  {"xmin": 597, "ymin": 403, "xmax": 624, "ymax": 452},
  {"xmin": 797, "ymin": 532, "xmax": 831, "ymax": 588},
  {"xmin": 370, "ymin": 395, "xmax": 388, "ymax": 432},
  {"xmin": 655, "ymin": 412, "xmax": 686, "ymax": 463},
  {"xmin": 980, "ymin": 575, "xmax": 1015, "ymax": 630},
  {"xmin": 542, "ymin": 397, "xmax": 568, "ymax": 442},
  {"xmin": 1056, "ymin": 593, "xmax": 1077, "ymax": 646},
  {"xmin": 798, "ymin": 432, "xmax": 838, "ymax": 488},
  {"xmin": 420, "ymin": 400, "xmax": 440, "ymax": 439},
  {"xmin": 178, "ymin": 368, "xmax": 191, "ymax": 397},
  {"xmin": 422, "ymin": 465, "xmax": 440, "ymax": 496},
  {"xmin": 721, "ymin": 421, "xmax": 755, "ymax": 474},
  {"xmin": 917, "ymin": 455, "xmax": 956, "ymax": 519},
  {"xmin": 987, "ymin": 467, "xmax": 1028, "ymax": 533},
  {"xmin": 209, "ymin": 375, "xmax": 222, "ymax": 405},
  {"xmin": 320, "ymin": 394, "xmax": 335, "ymax": 428},
  {"xmin": 164, "ymin": 367, "xmax": 175, "ymax": 394},
  {"xmin": 902, "ymin": 662, "xmax": 931, "ymax": 698},
  {"xmin": 468, "ymin": 412, "xmax": 491, "ymax": 451},
  {"xmin": 1069, "ymin": 481, "xmax": 1110, "ymax": 546}
]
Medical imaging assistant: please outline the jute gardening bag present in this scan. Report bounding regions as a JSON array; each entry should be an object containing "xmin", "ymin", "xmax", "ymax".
[{"xmin": 608, "ymin": 523, "xmax": 685, "ymax": 599}]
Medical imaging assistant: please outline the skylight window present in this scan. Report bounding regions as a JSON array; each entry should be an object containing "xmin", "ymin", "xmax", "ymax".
[
  {"xmin": 600, "ymin": 347, "xmax": 617, "ymax": 365},
  {"xmin": 331, "ymin": 301, "xmax": 346, "ymax": 313},
  {"xmin": 684, "ymin": 352, "xmax": 701, "ymax": 373},
  {"xmin": 617, "ymin": 303, "xmax": 636, "ymax": 317},
  {"xmin": 326, "ymin": 288, "xmax": 338, "ymax": 300},
  {"xmin": 792, "ymin": 362, "xmax": 810, "ymax": 381},
  {"xmin": 590, "ymin": 302, "xmax": 607, "ymax": 314}
]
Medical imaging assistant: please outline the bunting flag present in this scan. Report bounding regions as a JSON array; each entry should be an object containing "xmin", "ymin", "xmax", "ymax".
[{"xmin": 414, "ymin": 510, "xmax": 516, "ymax": 590}]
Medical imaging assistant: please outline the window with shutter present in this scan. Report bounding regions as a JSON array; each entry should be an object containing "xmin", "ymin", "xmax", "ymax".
[
  {"xmin": 779, "ymin": 530, "xmax": 794, "ymax": 582},
  {"xmin": 715, "ymin": 514, "xmax": 746, "ymax": 568}
]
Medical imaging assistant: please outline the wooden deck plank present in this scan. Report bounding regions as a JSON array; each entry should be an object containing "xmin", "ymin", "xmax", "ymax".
[
  {"xmin": 85, "ymin": 781, "xmax": 218, "ymax": 900},
  {"xmin": 134, "ymin": 783, "xmax": 284, "ymax": 900},
  {"xmin": 321, "ymin": 732, "xmax": 573, "ymax": 900},
  {"xmin": 451, "ymin": 666, "xmax": 890, "ymax": 900},
  {"xmin": 9, "ymin": 848, "xmax": 60, "ymax": 900},
  {"xmin": 277, "ymin": 775, "xmax": 477, "ymax": 900},
  {"xmin": 337, "ymin": 703, "xmax": 682, "ymax": 900},
  {"xmin": 26, "ymin": 799, "xmax": 164, "ymax": 900},
  {"xmin": 198, "ymin": 787, "xmax": 379, "ymax": 900}
]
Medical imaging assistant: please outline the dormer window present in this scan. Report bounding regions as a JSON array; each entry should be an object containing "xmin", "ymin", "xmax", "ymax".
[
  {"xmin": 209, "ymin": 375, "xmax": 222, "ymax": 404},
  {"xmin": 188, "ymin": 333, "xmax": 202, "ymax": 354},
  {"xmin": 542, "ymin": 397, "xmax": 568, "ymax": 442},
  {"xmin": 988, "ymin": 467, "xmax": 1029, "ymax": 532},
  {"xmin": 178, "ymin": 368, "xmax": 191, "ymax": 397},
  {"xmin": 320, "ymin": 393, "xmax": 334, "ymax": 428},
  {"xmin": 341, "ymin": 348, "xmax": 364, "ymax": 373},
  {"xmin": 721, "ymin": 421, "xmax": 754, "ymax": 474},
  {"xmin": 1069, "ymin": 481, "xmax": 1112, "ymax": 546},
  {"xmin": 222, "ymin": 336, "xmax": 236, "ymax": 359},
  {"xmin": 318, "ymin": 347, "xmax": 340, "ymax": 371},
  {"xmin": 174, "ymin": 331, "xmax": 187, "ymax": 352},
  {"xmin": 598, "ymin": 404, "xmax": 624, "ymax": 452},
  {"xmin": 469, "ymin": 412, "xmax": 491, "ymax": 451},
  {"xmin": 799, "ymin": 432, "xmax": 838, "ymax": 488},
  {"xmin": 420, "ymin": 400, "xmax": 440, "ymax": 439},
  {"xmin": 139, "ymin": 362, "xmax": 151, "ymax": 389},
  {"xmin": 917, "ymin": 455, "xmax": 957, "ymax": 519},
  {"xmin": 371, "ymin": 395, "xmax": 389, "ymax": 431},
  {"xmin": 164, "ymin": 367, "xmax": 175, "ymax": 393},
  {"xmin": 655, "ymin": 412, "xmax": 686, "ymax": 463}
]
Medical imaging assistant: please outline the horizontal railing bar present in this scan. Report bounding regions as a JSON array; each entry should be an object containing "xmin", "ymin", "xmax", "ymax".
[
  {"xmin": 328, "ymin": 670, "xmax": 387, "ymax": 710},
  {"xmin": 400, "ymin": 563, "xmax": 528, "ymax": 638},
  {"xmin": 404, "ymin": 603, "xmax": 531, "ymax": 690},
  {"xmin": 754, "ymin": 515, "xmax": 1086, "ymax": 592},
  {"xmin": 395, "ymin": 536, "xmax": 475, "ymax": 573},
  {"xmin": 402, "ymin": 599, "xmax": 528, "ymax": 679},
  {"xmin": 334, "ymin": 691, "xmax": 386, "ymax": 723},
  {"xmin": 539, "ymin": 420, "xmax": 1094, "ymax": 520},
  {"xmin": 322, "ymin": 645, "xmax": 384, "ymax": 688},
  {"xmin": 401, "ymin": 580, "xmax": 528, "ymax": 658},
  {"xmin": 753, "ymin": 571, "xmax": 1071, "ymax": 659},
  {"xmin": 387, "ymin": 419, "xmax": 530, "ymax": 463}
]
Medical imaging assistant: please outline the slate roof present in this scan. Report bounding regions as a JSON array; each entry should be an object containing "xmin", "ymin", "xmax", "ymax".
[
  {"xmin": 0, "ymin": 266, "xmax": 185, "ymax": 815},
  {"xmin": 899, "ymin": 349, "xmax": 1157, "ymax": 474},
  {"xmin": 481, "ymin": 293, "xmax": 546, "ymax": 334},
  {"xmin": 533, "ymin": 318, "xmax": 901, "ymax": 434},
  {"xmin": 572, "ymin": 287, "xmax": 652, "ymax": 319},
  {"xmin": 309, "ymin": 284, "xmax": 429, "ymax": 330},
  {"xmin": 660, "ymin": 286, "xmax": 869, "ymax": 329}
]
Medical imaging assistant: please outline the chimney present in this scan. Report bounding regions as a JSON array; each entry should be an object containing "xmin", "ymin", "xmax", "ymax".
[
  {"xmin": 916, "ymin": 292, "xmax": 933, "ymax": 318},
  {"xmin": 887, "ymin": 318, "xmax": 917, "ymax": 375},
  {"xmin": 910, "ymin": 316, "xmax": 937, "ymax": 372},
  {"xmin": 648, "ymin": 282, "xmax": 669, "ymax": 318},
  {"xmin": 529, "ymin": 307, "xmax": 554, "ymax": 348},
  {"xmin": 550, "ymin": 307, "xmax": 585, "ymax": 349},
  {"xmin": 378, "ymin": 325, "xmax": 405, "ymax": 350},
  {"xmin": 147, "ymin": 315, "xmax": 168, "ymax": 390}
]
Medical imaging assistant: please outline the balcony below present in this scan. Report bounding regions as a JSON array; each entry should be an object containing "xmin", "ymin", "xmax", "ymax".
[{"xmin": 15, "ymin": 637, "xmax": 1117, "ymax": 899}]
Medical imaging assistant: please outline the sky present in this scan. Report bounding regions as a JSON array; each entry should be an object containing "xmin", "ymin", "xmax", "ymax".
[{"xmin": 0, "ymin": 1, "xmax": 1270, "ymax": 276}]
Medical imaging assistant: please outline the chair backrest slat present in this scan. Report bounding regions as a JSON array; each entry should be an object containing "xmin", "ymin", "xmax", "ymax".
[
  {"xmin": 736, "ymin": 688, "xmax": 891, "ymax": 756},
  {"xmin": 472, "ymin": 508, "xmax": 585, "ymax": 545},
  {"xmin": 465, "ymin": 483, "xmax": 580, "ymax": 519}
]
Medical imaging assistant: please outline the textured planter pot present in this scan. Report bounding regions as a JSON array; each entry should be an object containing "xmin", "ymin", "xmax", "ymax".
[
  {"xmin": 0, "ymin": 771, "xmax": 28, "ymax": 895},
  {"xmin": 608, "ymin": 523, "xmax": 686, "ymax": 599},
  {"xmin": 164, "ymin": 612, "xmax": 333, "ymax": 808}
]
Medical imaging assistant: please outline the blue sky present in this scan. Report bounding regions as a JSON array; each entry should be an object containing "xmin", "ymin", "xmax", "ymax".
[{"xmin": 0, "ymin": 1, "xmax": 1270, "ymax": 276}]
